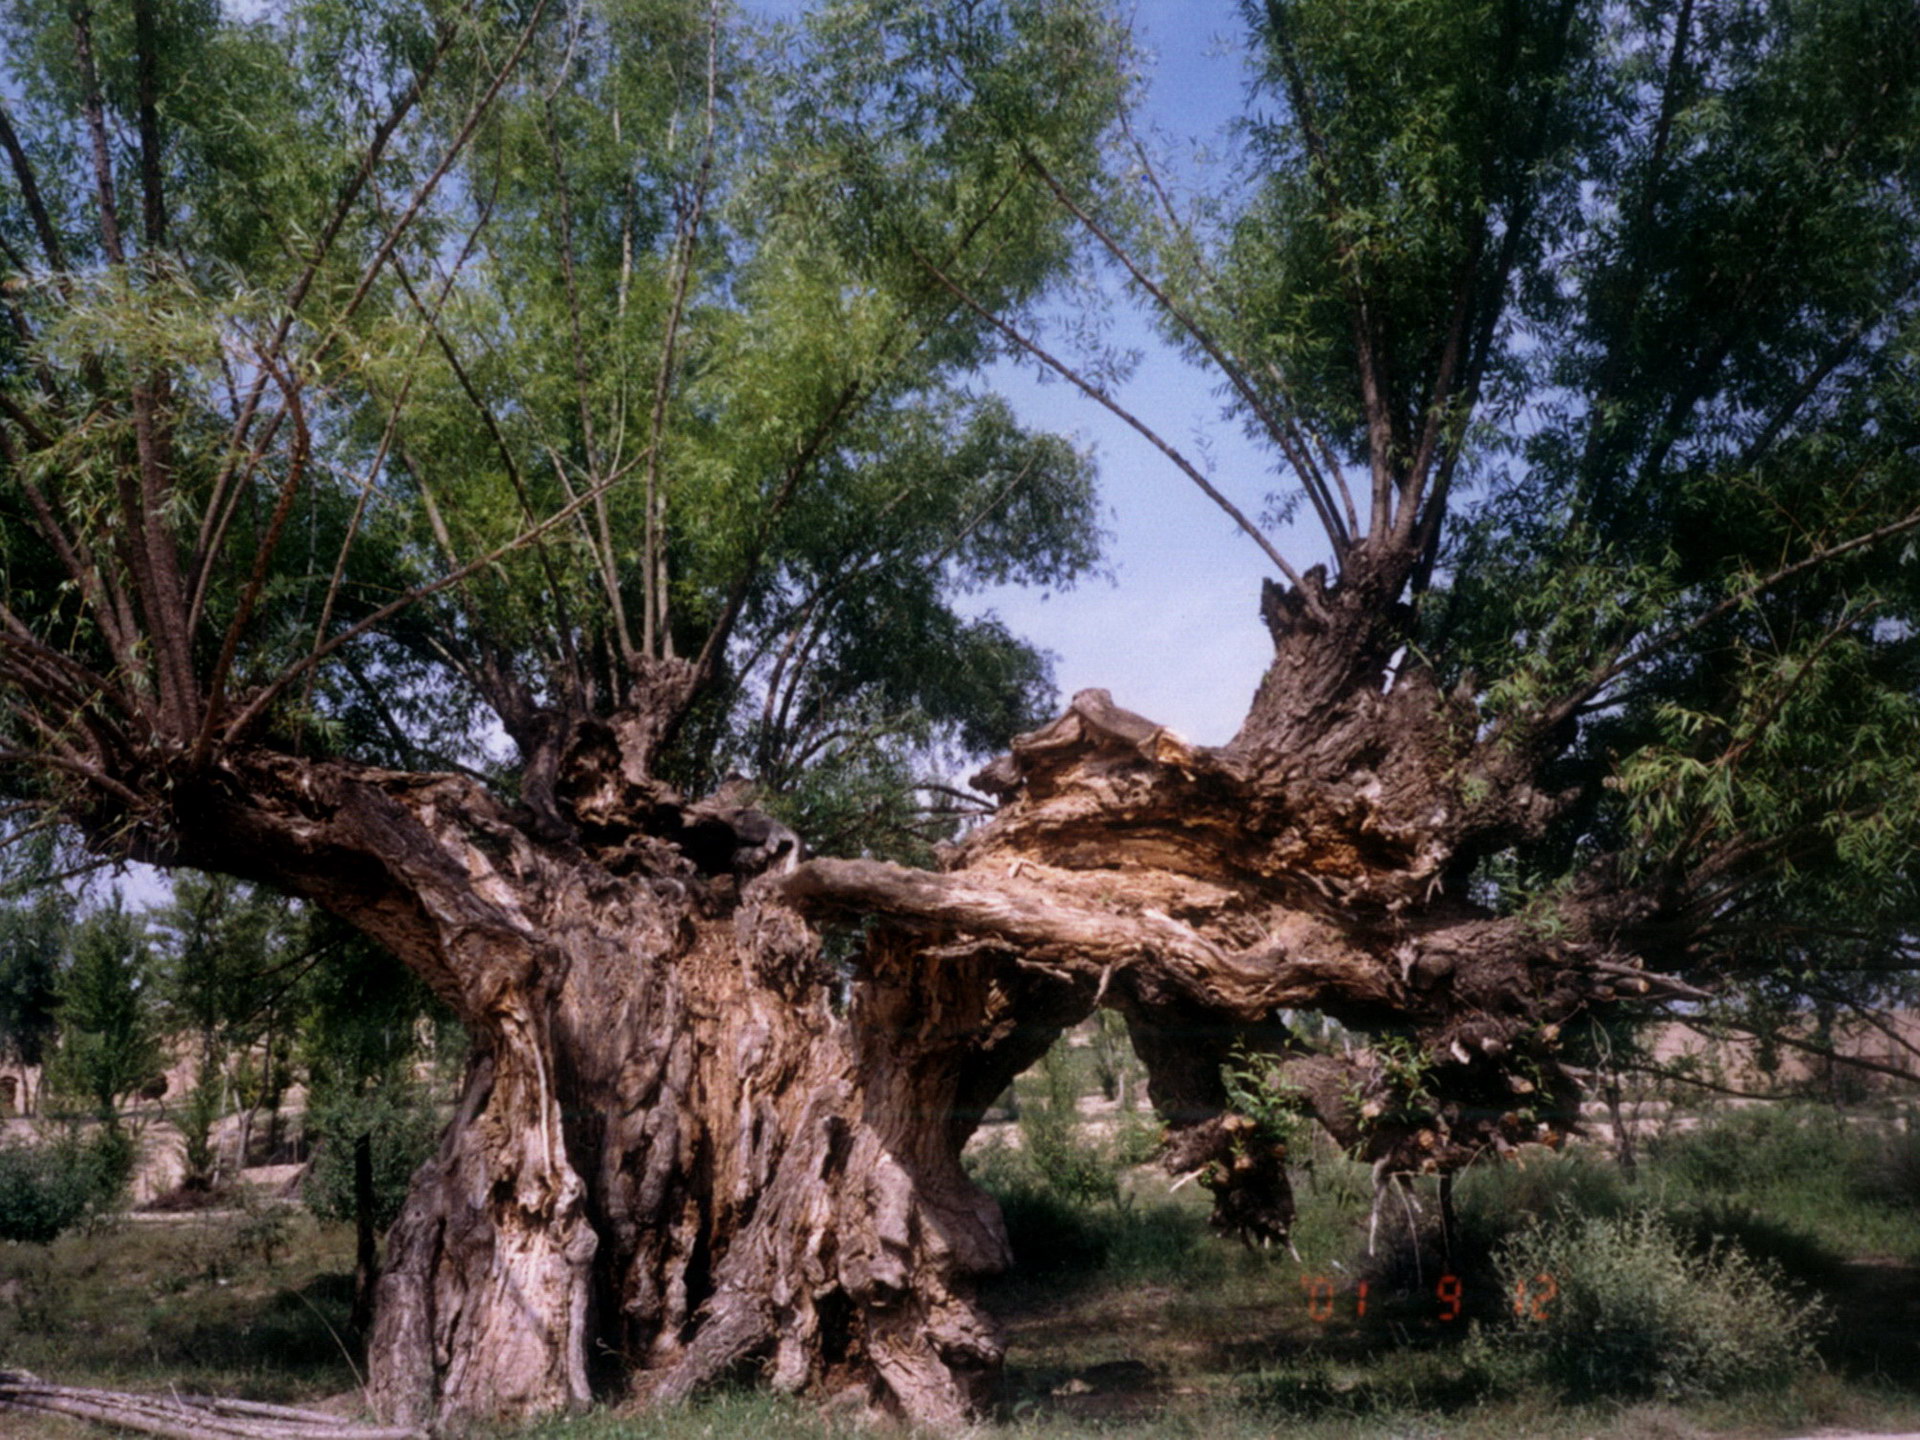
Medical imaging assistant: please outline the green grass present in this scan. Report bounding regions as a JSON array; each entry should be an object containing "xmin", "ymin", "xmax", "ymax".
[
  {"xmin": 4, "ymin": 1099, "xmax": 1920, "ymax": 1440},
  {"xmin": 0, "ymin": 1207, "xmax": 363, "ymax": 1420},
  {"xmin": 1646, "ymin": 1104, "xmax": 1920, "ymax": 1262},
  {"xmin": 965, "ymin": 1103, "xmax": 1920, "ymax": 1437}
]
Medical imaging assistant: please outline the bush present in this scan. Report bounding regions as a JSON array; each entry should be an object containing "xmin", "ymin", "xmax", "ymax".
[
  {"xmin": 1647, "ymin": 1104, "xmax": 1920, "ymax": 1258},
  {"xmin": 1665, "ymin": 1197, "xmax": 1842, "ymax": 1287},
  {"xmin": 1487, "ymin": 1209, "xmax": 1826, "ymax": 1400},
  {"xmin": 1649, "ymin": 1106, "xmax": 1859, "ymax": 1195},
  {"xmin": 992, "ymin": 1181, "xmax": 1116, "ymax": 1275},
  {"xmin": 302, "ymin": 1077, "xmax": 440, "ymax": 1229},
  {"xmin": 1015, "ymin": 1043, "xmax": 1121, "ymax": 1208},
  {"xmin": 1854, "ymin": 1113, "xmax": 1920, "ymax": 1211},
  {"xmin": 0, "ymin": 1134, "xmax": 128, "ymax": 1243},
  {"xmin": 968, "ymin": 1135, "xmax": 1213, "ymax": 1283}
]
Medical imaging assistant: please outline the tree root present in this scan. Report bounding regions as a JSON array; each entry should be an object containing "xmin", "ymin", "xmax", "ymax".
[{"xmin": 0, "ymin": 1372, "xmax": 423, "ymax": 1440}]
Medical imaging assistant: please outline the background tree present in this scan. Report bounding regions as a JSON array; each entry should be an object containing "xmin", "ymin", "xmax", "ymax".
[
  {"xmin": 792, "ymin": 0, "xmax": 1920, "ymax": 1271},
  {"xmin": 0, "ymin": 836, "xmax": 70, "ymax": 1111},
  {"xmin": 45, "ymin": 897, "xmax": 163, "ymax": 1134},
  {"xmin": 299, "ymin": 917, "xmax": 453, "ymax": 1338},
  {"xmin": 152, "ymin": 872, "xmax": 320, "ymax": 1181}
]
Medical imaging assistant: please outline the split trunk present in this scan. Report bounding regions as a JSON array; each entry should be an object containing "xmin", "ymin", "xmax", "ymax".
[{"xmin": 151, "ymin": 568, "xmax": 1679, "ymax": 1427}]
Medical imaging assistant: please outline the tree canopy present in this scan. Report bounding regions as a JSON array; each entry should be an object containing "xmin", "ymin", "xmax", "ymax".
[{"xmin": 0, "ymin": 0, "xmax": 1114, "ymax": 858}]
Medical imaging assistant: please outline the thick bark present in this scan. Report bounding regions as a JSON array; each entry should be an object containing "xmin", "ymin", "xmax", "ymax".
[
  {"xmin": 159, "ymin": 728, "xmax": 1017, "ymax": 1428},
  {"xmin": 795, "ymin": 568, "xmax": 1700, "ymax": 1244},
  {"xmin": 47, "ymin": 564, "xmax": 1699, "ymax": 1428}
]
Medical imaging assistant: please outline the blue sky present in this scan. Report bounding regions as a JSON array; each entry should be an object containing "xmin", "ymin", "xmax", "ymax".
[
  {"xmin": 749, "ymin": 0, "xmax": 1328, "ymax": 745},
  {"xmin": 958, "ymin": 3, "xmax": 1315, "ymax": 746}
]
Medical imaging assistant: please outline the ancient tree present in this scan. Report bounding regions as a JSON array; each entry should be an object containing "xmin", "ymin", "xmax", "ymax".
[{"xmin": 5, "ymin": 0, "xmax": 1920, "ymax": 1428}]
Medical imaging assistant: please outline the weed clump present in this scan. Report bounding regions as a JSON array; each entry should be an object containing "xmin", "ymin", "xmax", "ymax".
[{"xmin": 1484, "ymin": 1208, "xmax": 1826, "ymax": 1401}]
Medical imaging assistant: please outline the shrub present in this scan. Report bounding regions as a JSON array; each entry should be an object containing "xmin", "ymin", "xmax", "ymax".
[
  {"xmin": 991, "ymin": 1181, "xmax": 1115, "ymax": 1275},
  {"xmin": 1017, "ymin": 1043, "xmax": 1120, "ymax": 1208},
  {"xmin": 1666, "ymin": 1197, "xmax": 1842, "ymax": 1287},
  {"xmin": 302, "ymin": 1075, "xmax": 441, "ymax": 1229},
  {"xmin": 968, "ymin": 1134, "xmax": 1214, "ymax": 1283},
  {"xmin": 1649, "ymin": 1106, "xmax": 1859, "ymax": 1195},
  {"xmin": 1854, "ymin": 1113, "xmax": 1920, "ymax": 1212},
  {"xmin": 1488, "ymin": 1209, "xmax": 1826, "ymax": 1400},
  {"xmin": 175, "ymin": 1065, "xmax": 225, "ymax": 1189},
  {"xmin": 1647, "ymin": 1104, "xmax": 1920, "ymax": 1258},
  {"xmin": 0, "ymin": 1133, "xmax": 128, "ymax": 1243}
]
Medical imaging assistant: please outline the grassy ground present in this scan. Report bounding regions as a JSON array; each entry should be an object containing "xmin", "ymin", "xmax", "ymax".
[
  {"xmin": 3, "ymin": 1101, "xmax": 1919, "ymax": 1439},
  {"xmin": 1, "ymin": 1206, "xmax": 365, "ymax": 1435},
  {"xmin": 967, "ymin": 1139, "xmax": 1920, "ymax": 1440}
]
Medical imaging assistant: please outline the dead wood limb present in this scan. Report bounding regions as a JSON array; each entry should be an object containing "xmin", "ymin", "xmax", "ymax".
[{"xmin": 0, "ymin": 1373, "xmax": 422, "ymax": 1440}]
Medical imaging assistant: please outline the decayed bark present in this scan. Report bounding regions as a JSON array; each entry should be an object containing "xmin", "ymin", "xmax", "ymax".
[
  {"xmin": 792, "ymin": 557, "xmax": 1703, "ymax": 1249},
  {"xmin": 41, "ymin": 555, "xmax": 1700, "ymax": 1429},
  {"xmin": 153, "ymin": 714, "xmax": 1022, "ymax": 1429}
]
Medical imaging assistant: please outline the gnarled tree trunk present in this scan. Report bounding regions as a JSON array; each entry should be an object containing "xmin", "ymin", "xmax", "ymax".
[
  {"xmin": 134, "ymin": 562, "xmax": 1693, "ymax": 1429},
  {"xmin": 167, "ymin": 723, "xmax": 1040, "ymax": 1428}
]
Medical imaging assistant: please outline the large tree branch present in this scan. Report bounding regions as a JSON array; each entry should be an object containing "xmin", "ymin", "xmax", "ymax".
[{"xmin": 783, "ymin": 856, "xmax": 1387, "ymax": 1015}]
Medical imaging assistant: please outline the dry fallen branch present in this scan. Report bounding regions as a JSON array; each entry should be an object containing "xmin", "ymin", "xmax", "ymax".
[{"xmin": 0, "ymin": 1372, "xmax": 423, "ymax": 1440}]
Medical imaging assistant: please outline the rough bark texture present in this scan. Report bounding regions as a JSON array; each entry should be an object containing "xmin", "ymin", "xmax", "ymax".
[
  {"xmin": 795, "ymin": 555, "xmax": 1698, "ymax": 1253},
  {"xmin": 161, "ymin": 719, "xmax": 1022, "ymax": 1428},
  {"xmin": 73, "ymin": 558, "xmax": 1695, "ymax": 1428}
]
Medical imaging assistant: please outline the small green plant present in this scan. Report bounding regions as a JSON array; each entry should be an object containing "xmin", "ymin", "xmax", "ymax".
[
  {"xmin": 174, "ymin": 1063, "xmax": 226, "ymax": 1190},
  {"xmin": 235, "ymin": 1191, "xmax": 294, "ymax": 1269},
  {"xmin": 1018, "ymin": 1042, "xmax": 1119, "ymax": 1208},
  {"xmin": 1087, "ymin": 1009, "xmax": 1141, "ymax": 1106},
  {"xmin": 1486, "ymin": 1208, "xmax": 1827, "ymax": 1400},
  {"xmin": 1221, "ymin": 1046, "xmax": 1310, "ymax": 1152},
  {"xmin": 0, "ymin": 1133, "xmax": 128, "ymax": 1243},
  {"xmin": 1374, "ymin": 1034, "xmax": 1436, "ymax": 1114}
]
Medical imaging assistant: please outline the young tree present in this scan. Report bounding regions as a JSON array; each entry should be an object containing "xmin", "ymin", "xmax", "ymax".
[
  {"xmin": 46, "ymin": 897, "xmax": 163, "ymax": 1128},
  {"xmin": 4, "ymin": 0, "xmax": 1919, "ymax": 1430},
  {"xmin": 153, "ymin": 872, "xmax": 314, "ymax": 1178},
  {"xmin": 0, "ymin": 836, "xmax": 70, "ymax": 1110},
  {"xmin": 299, "ymin": 917, "xmax": 452, "ymax": 1338}
]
